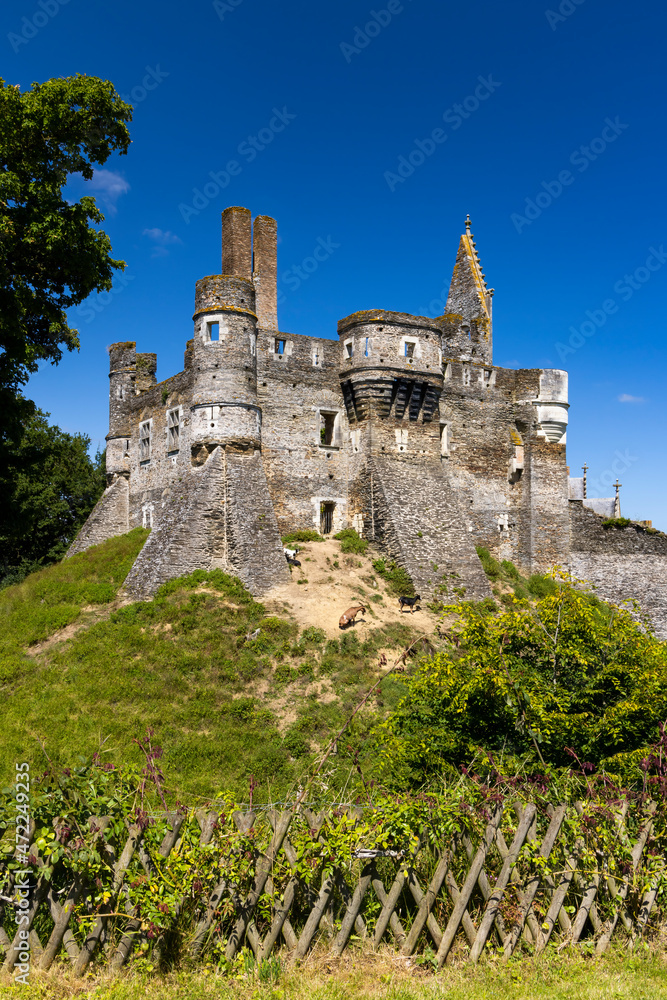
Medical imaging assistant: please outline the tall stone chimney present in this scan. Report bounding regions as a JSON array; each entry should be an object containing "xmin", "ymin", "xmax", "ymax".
[
  {"xmin": 221, "ymin": 206, "xmax": 252, "ymax": 279},
  {"xmin": 253, "ymin": 214, "xmax": 278, "ymax": 331}
]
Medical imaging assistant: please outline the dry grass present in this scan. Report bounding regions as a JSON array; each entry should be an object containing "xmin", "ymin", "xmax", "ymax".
[{"xmin": 3, "ymin": 946, "xmax": 667, "ymax": 999}]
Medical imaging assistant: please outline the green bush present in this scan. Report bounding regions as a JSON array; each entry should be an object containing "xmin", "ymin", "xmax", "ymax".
[
  {"xmin": 602, "ymin": 517, "xmax": 632, "ymax": 529},
  {"xmin": 500, "ymin": 559, "xmax": 520, "ymax": 581},
  {"xmin": 379, "ymin": 572, "xmax": 667, "ymax": 785},
  {"xmin": 333, "ymin": 528, "xmax": 369, "ymax": 555},
  {"xmin": 527, "ymin": 574, "xmax": 559, "ymax": 598},
  {"xmin": 476, "ymin": 546, "xmax": 502, "ymax": 581},
  {"xmin": 372, "ymin": 558, "xmax": 414, "ymax": 596}
]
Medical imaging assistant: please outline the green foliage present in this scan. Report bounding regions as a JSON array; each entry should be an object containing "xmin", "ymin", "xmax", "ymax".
[
  {"xmin": 0, "ymin": 75, "xmax": 132, "ymax": 436},
  {"xmin": 281, "ymin": 530, "xmax": 324, "ymax": 545},
  {"xmin": 602, "ymin": 517, "xmax": 633, "ymax": 529},
  {"xmin": 476, "ymin": 546, "xmax": 502, "ymax": 580},
  {"xmin": 379, "ymin": 573, "xmax": 667, "ymax": 786},
  {"xmin": 527, "ymin": 574, "xmax": 559, "ymax": 599},
  {"xmin": 333, "ymin": 527, "xmax": 369, "ymax": 554},
  {"xmin": 372, "ymin": 557, "xmax": 414, "ymax": 596},
  {"xmin": 0, "ymin": 409, "xmax": 107, "ymax": 586},
  {"xmin": 0, "ymin": 533, "xmax": 427, "ymax": 800}
]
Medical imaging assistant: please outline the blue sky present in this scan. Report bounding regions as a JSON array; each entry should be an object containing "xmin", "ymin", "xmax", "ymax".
[{"xmin": 3, "ymin": 0, "xmax": 666, "ymax": 524}]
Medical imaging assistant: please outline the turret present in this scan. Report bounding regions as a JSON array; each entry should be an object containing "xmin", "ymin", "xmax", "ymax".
[
  {"xmin": 106, "ymin": 341, "xmax": 137, "ymax": 479},
  {"xmin": 440, "ymin": 215, "xmax": 494, "ymax": 364},
  {"xmin": 190, "ymin": 208, "xmax": 263, "ymax": 460},
  {"xmin": 337, "ymin": 311, "xmax": 444, "ymax": 455}
]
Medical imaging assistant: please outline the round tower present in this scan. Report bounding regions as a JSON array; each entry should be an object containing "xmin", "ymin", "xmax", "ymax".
[
  {"xmin": 106, "ymin": 341, "xmax": 137, "ymax": 480},
  {"xmin": 191, "ymin": 272, "xmax": 260, "ymax": 459},
  {"xmin": 338, "ymin": 310, "xmax": 444, "ymax": 425}
]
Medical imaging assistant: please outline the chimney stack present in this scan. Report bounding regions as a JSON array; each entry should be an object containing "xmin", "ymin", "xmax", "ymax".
[
  {"xmin": 221, "ymin": 206, "xmax": 252, "ymax": 279},
  {"xmin": 253, "ymin": 214, "xmax": 278, "ymax": 331}
]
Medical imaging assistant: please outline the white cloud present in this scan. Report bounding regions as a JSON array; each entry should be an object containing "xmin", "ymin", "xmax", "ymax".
[
  {"xmin": 618, "ymin": 393, "xmax": 645, "ymax": 404},
  {"xmin": 142, "ymin": 227, "xmax": 183, "ymax": 258},
  {"xmin": 85, "ymin": 170, "xmax": 130, "ymax": 215}
]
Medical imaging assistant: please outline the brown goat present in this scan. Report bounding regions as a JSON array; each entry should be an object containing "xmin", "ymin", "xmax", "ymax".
[{"xmin": 339, "ymin": 605, "xmax": 366, "ymax": 629}]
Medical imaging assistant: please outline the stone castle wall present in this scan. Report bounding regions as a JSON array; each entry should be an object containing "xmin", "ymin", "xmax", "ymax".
[{"xmin": 67, "ymin": 207, "xmax": 666, "ymax": 634}]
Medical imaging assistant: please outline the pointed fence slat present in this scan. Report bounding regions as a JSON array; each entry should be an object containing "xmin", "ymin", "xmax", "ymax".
[
  {"xmin": 372, "ymin": 876, "xmax": 407, "ymax": 949},
  {"xmin": 436, "ymin": 808, "xmax": 503, "ymax": 968},
  {"xmin": 595, "ymin": 803, "xmax": 657, "ymax": 956},
  {"xmin": 503, "ymin": 803, "xmax": 567, "ymax": 959},
  {"xmin": 73, "ymin": 822, "xmax": 143, "ymax": 976},
  {"xmin": 39, "ymin": 880, "xmax": 83, "ymax": 970},
  {"xmin": 469, "ymin": 804, "xmax": 537, "ymax": 964},
  {"xmin": 2, "ymin": 797, "xmax": 664, "ymax": 971},
  {"xmin": 331, "ymin": 862, "xmax": 374, "ymax": 956}
]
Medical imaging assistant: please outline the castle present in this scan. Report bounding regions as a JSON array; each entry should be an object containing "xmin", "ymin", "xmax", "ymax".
[{"xmin": 69, "ymin": 206, "xmax": 667, "ymax": 636}]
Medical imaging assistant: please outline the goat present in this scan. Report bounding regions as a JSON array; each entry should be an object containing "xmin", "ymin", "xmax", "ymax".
[
  {"xmin": 286, "ymin": 555, "xmax": 301, "ymax": 568},
  {"xmin": 398, "ymin": 594, "xmax": 421, "ymax": 613},
  {"xmin": 283, "ymin": 546, "xmax": 299, "ymax": 559},
  {"xmin": 339, "ymin": 605, "xmax": 366, "ymax": 629}
]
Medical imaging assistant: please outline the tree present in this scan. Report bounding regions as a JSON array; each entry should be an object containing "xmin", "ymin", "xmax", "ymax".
[
  {"xmin": 377, "ymin": 578, "xmax": 667, "ymax": 787},
  {"xmin": 0, "ymin": 409, "xmax": 106, "ymax": 586},
  {"xmin": 0, "ymin": 74, "xmax": 132, "ymax": 445}
]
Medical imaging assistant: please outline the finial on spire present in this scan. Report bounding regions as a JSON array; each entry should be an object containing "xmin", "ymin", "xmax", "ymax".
[{"xmin": 465, "ymin": 214, "xmax": 472, "ymax": 234}]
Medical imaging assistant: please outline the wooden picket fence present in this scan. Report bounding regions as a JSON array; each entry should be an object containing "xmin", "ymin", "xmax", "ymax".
[{"xmin": 1, "ymin": 797, "xmax": 665, "ymax": 976}]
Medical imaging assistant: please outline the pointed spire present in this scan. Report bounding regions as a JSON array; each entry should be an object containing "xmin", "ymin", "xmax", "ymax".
[{"xmin": 442, "ymin": 218, "xmax": 493, "ymax": 363}]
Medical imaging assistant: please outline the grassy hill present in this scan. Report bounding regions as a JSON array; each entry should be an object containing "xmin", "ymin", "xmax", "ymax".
[{"xmin": 0, "ymin": 530, "xmax": 430, "ymax": 803}]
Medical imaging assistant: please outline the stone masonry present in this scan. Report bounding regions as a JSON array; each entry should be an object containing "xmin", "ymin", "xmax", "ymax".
[{"xmin": 68, "ymin": 208, "xmax": 667, "ymax": 634}]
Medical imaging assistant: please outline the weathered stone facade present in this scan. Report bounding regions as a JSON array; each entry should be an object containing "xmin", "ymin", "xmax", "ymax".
[{"xmin": 68, "ymin": 207, "xmax": 667, "ymax": 633}]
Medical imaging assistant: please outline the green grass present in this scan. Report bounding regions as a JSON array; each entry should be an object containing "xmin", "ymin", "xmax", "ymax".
[
  {"xmin": 8, "ymin": 949, "xmax": 667, "ymax": 998},
  {"xmin": 0, "ymin": 528, "xmax": 149, "ymax": 682},
  {"xmin": 372, "ymin": 558, "xmax": 415, "ymax": 597},
  {"xmin": 475, "ymin": 547, "xmax": 559, "ymax": 602},
  {"xmin": 0, "ymin": 533, "xmax": 414, "ymax": 802},
  {"xmin": 281, "ymin": 529, "xmax": 325, "ymax": 545},
  {"xmin": 334, "ymin": 528, "xmax": 369, "ymax": 555}
]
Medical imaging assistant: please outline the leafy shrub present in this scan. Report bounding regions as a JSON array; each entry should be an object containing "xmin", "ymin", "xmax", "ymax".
[
  {"xmin": 602, "ymin": 517, "xmax": 632, "ymax": 529},
  {"xmin": 300, "ymin": 626, "xmax": 326, "ymax": 646},
  {"xmin": 379, "ymin": 572, "xmax": 667, "ymax": 785},
  {"xmin": 476, "ymin": 546, "xmax": 502, "ymax": 581},
  {"xmin": 527, "ymin": 574, "xmax": 559, "ymax": 598},
  {"xmin": 372, "ymin": 558, "xmax": 414, "ymax": 597},
  {"xmin": 500, "ymin": 559, "xmax": 520, "ymax": 581},
  {"xmin": 333, "ymin": 528, "xmax": 369, "ymax": 555}
]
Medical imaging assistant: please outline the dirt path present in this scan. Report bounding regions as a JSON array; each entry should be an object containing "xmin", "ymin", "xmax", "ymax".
[{"xmin": 263, "ymin": 538, "xmax": 442, "ymax": 640}]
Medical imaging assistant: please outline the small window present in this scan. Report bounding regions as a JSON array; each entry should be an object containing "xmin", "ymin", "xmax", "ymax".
[
  {"xmin": 312, "ymin": 347, "xmax": 321, "ymax": 367},
  {"xmin": 364, "ymin": 337, "xmax": 370, "ymax": 357},
  {"xmin": 320, "ymin": 411, "xmax": 337, "ymax": 446},
  {"xmin": 142, "ymin": 503, "xmax": 153, "ymax": 529},
  {"xmin": 167, "ymin": 408, "xmax": 180, "ymax": 453},
  {"xmin": 139, "ymin": 420, "xmax": 151, "ymax": 463},
  {"xmin": 345, "ymin": 340, "xmax": 353, "ymax": 358},
  {"xmin": 462, "ymin": 367, "xmax": 471, "ymax": 387},
  {"xmin": 440, "ymin": 422, "xmax": 450, "ymax": 457},
  {"xmin": 207, "ymin": 321, "xmax": 220, "ymax": 342},
  {"xmin": 320, "ymin": 502, "xmax": 335, "ymax": 535},
  {"xmin": 275, "ymin": 338, "xmax": 286, "ymax": 355},
  {"xmin": 404, "ymin": 341, "xmax": 415, "ymax": 358},
  {"xmin": 123, "ymin": 438, "xmax": 130, "ymax": 457},
  {"xmin": 249, "ymin": 333, "xmax": 256, "ymax": 356}
]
